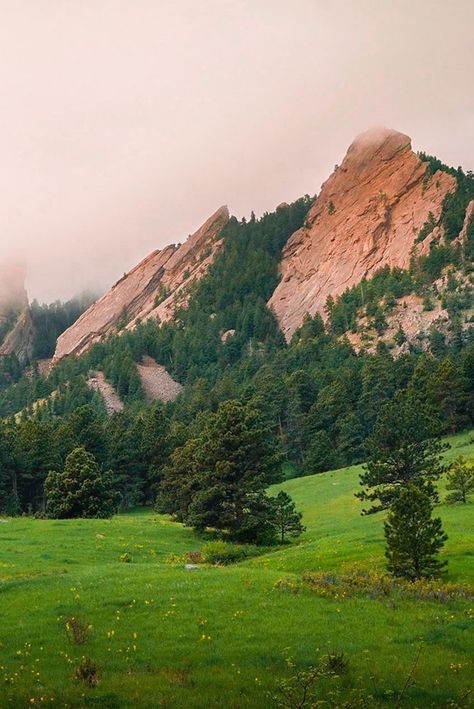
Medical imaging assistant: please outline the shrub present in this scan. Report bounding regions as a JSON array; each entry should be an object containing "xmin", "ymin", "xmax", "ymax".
[
  {"xmin": 301, "ymin": 566, "xmax": 473, "ymax": 602},
  {"xmin": 200, "ymin": 540, "xmax": 259, "ymax": 565},
  {"xmin": 74, "ymin": 657, "xmax": 99, "ymax": 688},
  {"xmin": 65, "ymin": 616, "xmax": 92, "ymax": 645},
  {"xmin": 45, "ymin": 447, "xmax": 121, "ymax": 519},
  {"xmin": 186, "ymin": 550, "xmax": 204, "ymax": 564},
  {"xmin": 445, "ymin": 457, "xmax": 474, "ymax": 504}
]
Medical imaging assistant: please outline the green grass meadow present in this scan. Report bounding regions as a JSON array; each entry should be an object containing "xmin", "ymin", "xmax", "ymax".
[{"xmin": 0, "ymin": 432, "xmax": 473, "ymax": 707}]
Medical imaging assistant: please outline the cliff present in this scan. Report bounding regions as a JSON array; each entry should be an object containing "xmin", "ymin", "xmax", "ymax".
[
  {"xmin": 268, "ymin": 127, "xmax": 457, "ymax": 339},
  {"xmin": 54, "ymin": 206, "xmax": 229, "ymax": 360}
]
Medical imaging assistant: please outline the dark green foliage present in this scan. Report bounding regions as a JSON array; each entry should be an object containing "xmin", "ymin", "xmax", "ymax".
[
  {"xmin": 1, "ymin": 490, "xmax": 21, "ymax": 516},
  {"xmin": 45, "ymin": 447, "xmax": 120, "ymax": 519},
  {"xmin": 384, "ymin": 485, "xmax": 447, "ymax": 580},
  {"xmin": 304, "ymin": 430, "xmax": 337, "ymax": 474},
  {"xmin": 415, "ymin": 211, "xmax": 437, "ymax": 243},
  {"xmin": 271, "ymin": 490, "xmax": 305, "ymax": 543},
  {"xmin": 327, "ymin": 267, "xmax": 414, "ymax": 336},
  {"xmin": 357, "ymin": 392, "xmax": 447, "ymax": 514},
  {"xmin": 445, "ymin": 457, "xmax": 474, "ymax": 504},
  {"xmin": 1, "ymin": 179, "xmax": 474, "ymax": 527},
  {"xmin": 159, "ymin": 399, "xmax": 282, "ymax": 543},
  {"xmin": 56, "ymin": 405, "xmax": 108, "ymax": 465},
  {"xmin": 30, "ymin": 293, "xmax": 97, "ymax": 360}
]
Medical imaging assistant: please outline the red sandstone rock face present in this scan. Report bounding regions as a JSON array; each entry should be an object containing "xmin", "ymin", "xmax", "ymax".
[
  {"xmin": 268, "ymin": 127, "xmax": 457, "ymax": 340},
  {"xmin": 53, "ymin": 206, "xmax": 229, "ymax": 360}
]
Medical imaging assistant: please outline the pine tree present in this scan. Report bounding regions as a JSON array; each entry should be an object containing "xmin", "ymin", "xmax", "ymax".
[
  {"xmin": 161, "ymin": 399, "xmax": 281, "ymax": 542},
  {"xmin": 304, "ymin": 430, "xmax": 336, "ymax": 474},
  {"xmin": 45, "ymin": 447, "xmax": 120, "ymax": 519},
  {"xmin": 271, "ymin": 491, "xmax": 305, "ymax": 543},
  {"xmin": 357, "ymin": 392, "xmax": 447, "ymax": 513},
  {"xmin": 445, "ymin": 457, "xmax": 474, "ymax": 504},
  {"xmin": 384, "ymin": 485, "xmax": 447, "ymax": 580},
  {"xmin": 427, "ymin": 357, "xmax": 469, "ymax": 434}
]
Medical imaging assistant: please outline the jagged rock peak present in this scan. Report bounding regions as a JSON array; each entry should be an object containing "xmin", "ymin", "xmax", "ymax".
[
  {"xmin": 53, "ymin": 206, "xmax": 230, "ymax": 361},
  {"xmin": 268, "ymin": 127, "xmax": 457, "ymax": 339}
]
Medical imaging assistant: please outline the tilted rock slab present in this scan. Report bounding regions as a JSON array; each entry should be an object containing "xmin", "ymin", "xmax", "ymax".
[
  {"xmin": 268, "ymin": 127, "xmax": 456, "ymax": 340},
  {"xmin": 54, "ymin": 206, "xmax": 229, "ymax": 360}
]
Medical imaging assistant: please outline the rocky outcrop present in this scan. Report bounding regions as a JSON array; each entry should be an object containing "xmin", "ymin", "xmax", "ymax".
[
  {"xmin": 0, "ymin": 308, "xmax": 34, "ymax": 366},
  {"xmin": 268, "ymin": 127, "xmax": 457, "ymax": 340},
  {"xmin": 54, "ymin": 206, "xmax": 229, "ymax": 360},
  {"xmin": 0, "ymin": 263, "xmax": 33, "ymax": 366}
]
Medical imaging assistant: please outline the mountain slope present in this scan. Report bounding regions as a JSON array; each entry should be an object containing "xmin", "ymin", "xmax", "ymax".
[
  {"xmin": 268, "ymin": 127, "xmax": 457, "ymax": 339},
  {"xmin": 53, "ymin": 206, "xmax": 229, "ymax": 360}
]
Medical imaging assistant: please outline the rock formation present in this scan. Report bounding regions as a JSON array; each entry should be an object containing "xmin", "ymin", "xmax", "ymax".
[
  {"xmin": 0, "ymin": 308, "xmax": 34, "ymax": 365},
  {"xmin": 0, "ymin": 262, "xmax": 33, "ymax": 365},
  {"xmin": 54, "ymin": 206, "xmax": 229, "ymax": 360},
  {"xmin": 268, "ymin": 127, "xmax": 457, "ymax": 340}
]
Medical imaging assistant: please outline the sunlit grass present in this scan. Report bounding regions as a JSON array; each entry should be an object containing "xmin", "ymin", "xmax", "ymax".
[{"xmin": 0, "ymin": 431, "xmax": 472, "ymax": 706}]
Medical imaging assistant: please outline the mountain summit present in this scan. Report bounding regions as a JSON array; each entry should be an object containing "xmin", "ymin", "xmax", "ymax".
[{"xmin": 268, "ymin": 127, "xmax": 456, "ymax": 339}]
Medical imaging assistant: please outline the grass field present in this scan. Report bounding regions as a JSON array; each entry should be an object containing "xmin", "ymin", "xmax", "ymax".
[{"xmin": 0, "ymin": 432, "xmax": 473, "ymax": 707}]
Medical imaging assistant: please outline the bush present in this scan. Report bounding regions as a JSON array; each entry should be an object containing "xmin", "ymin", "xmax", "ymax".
[
  {"xmin": 65, "ymin": 616, "xmax": 92, "ymax": 645},
  {"xmin": 301, "ymin": 566, "xmax": 473, "ymax": 602},
  {"xmin": 45, "ymin": 447, "xmax": 121, "ymax": 519},
  {"xmin": 74, "ymin": 656, "xmax": 99, "ymax": 688},
  {"xmin": 200, "ymin": 540, "xmax": 259, "ymax": 565}
]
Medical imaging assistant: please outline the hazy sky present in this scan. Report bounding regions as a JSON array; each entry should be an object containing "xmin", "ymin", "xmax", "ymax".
[{"xmin": 1, "ymin": 0, "xmax": 473, "ymax": 302}]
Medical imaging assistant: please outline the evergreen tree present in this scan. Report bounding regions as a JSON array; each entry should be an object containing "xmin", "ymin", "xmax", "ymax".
[
  {"xmin": 45, "ymin": 447, "xmax": 120, "ymax": 519},
  {"xmin": 304, "ymin": 430, "xmax": 337, "ymax": 474},
  {"xmin": 271, "ymin": 491, "xmax": 305, "ymax": 543},
  {"xmin": 384, "ymin": 485, "xmax": 448, "ymax": 580},
  {"xmin": 160, "ymin": 399, "xmax": 281, "ymax": 542},
  {"xmin": 426, "ymin": 357, "xmax": 469, "ymax": 434},
  {"xmin": 358, "ymin": 392, "xmax": 447, "ymax": 513},
  {"xmin": 445, "ymin": 457, "xmax": 474, "ymax": 504}
]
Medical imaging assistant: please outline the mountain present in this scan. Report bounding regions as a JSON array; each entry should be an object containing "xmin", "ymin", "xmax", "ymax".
[
  {"xmin": 53, "ymin": 206, "xmax": 229, "ymax": 361},
  {"xmin": 0, "ymin": 262, "xmax": 33, "ymax": 365},
  {"xmin": 268, "ymin": 127, "xmax": 457, "ymax": 339},
  {"xmin": 51, "ymin": 127, "xmax": 474, "ymax": 361}
]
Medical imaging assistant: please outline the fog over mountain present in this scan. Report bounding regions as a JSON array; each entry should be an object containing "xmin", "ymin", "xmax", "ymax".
[{"xmin": 1, "ymin": 0, "xmax": 473, "ymax": 302}]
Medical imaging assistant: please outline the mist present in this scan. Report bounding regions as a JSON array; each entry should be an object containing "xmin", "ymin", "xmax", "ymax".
[{"xmin": 0, "ymin": 0, "xmax": 473, "ymax": 303}]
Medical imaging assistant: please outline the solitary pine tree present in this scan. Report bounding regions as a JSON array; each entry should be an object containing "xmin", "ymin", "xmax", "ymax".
[
  {"xmin": 445, "ymin": 457, "xmax": 474, "ymax": 504},
  {"xmin": 384, "ymin": 485, "xmax": 447, "ymax": 580},
  {"xmin": 271, "ymin": 491, "xmax": 305, "ymax": 543},
  {"xmin": 357, "ymin": 392, "xmax": 447, "ymax": 514},
  {"xmin": 45, "ymin": 447, "xmax": 120, "ymax": 519},
  {"xmin": 161, "ymin": 399, "xmax": 282, "ymax": 543}
]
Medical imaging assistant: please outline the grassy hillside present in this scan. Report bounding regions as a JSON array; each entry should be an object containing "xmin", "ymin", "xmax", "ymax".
[{"xmin": 0, "ymin": 434, "xmax": 473, "ymax": 707}]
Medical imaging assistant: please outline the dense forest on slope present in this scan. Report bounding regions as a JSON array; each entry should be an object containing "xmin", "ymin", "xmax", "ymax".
[{"xmin": 0, "ymin": 168, "xmax": 474, "ymax": 516}]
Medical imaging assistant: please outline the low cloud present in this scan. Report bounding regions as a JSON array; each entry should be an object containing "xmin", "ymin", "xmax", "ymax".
[{"xmin": 0, "ymin": 0, "xmax": 473, "ymax": 302}]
